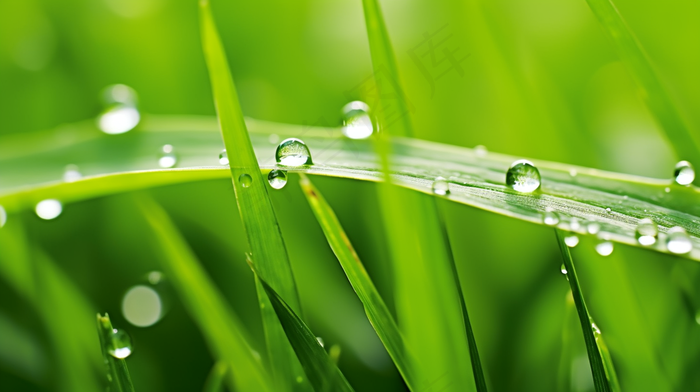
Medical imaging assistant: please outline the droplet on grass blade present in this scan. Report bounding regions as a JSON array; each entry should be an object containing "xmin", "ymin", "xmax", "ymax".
[
  {"xmin": 316, "ymin": 337, "xmax": 325, "ymax": 348},
  {"xmin": 107, "ymin": 328, "xmax": 133, "ymax": 359},
  {"xmin": 543, "ymin": 210, "xmax": 559, "ymax": 226},
  {"xmin": 674, "ymin": 160, "xmax": 695, "ymax": 185},
  {"xmin": 431, "ymin": 177, "xmax": 449, "ymax": 195},
  {"xmin": 587, "ymin": 222, "xmax": 601, "ymax": 235},
  {"xmin": 666, "ymin": 227, "xmax": 692, "ymax": 255},
  {"xmin": 635, "ymin": 218, "xmax": 658, "ymax": 246},
  {"xmin": 474, "ymin": 145, "xmax": 487, "ymax": 157},
  {"xmin": 595, "ymin": 241, "xmax": 614, "ymax": 256},
  {"xmin": 35, "ymin": 199, "xmax": 62, "ymax": 220},
  {"xmin": 560, "ymin": 263, "xmax": 568, "ymax": 275},
  {"xmin": 564, "ymin": 235, "xmax": 579, "ymax": 248},
  {"xmin": 506, "ymin": 159, "xmax": 540, "ymax": 193},
  {"xmin": 63, "ymin": 164, "xmax": 82, "ymax": 182},
  {"xmin": 219, "ymin": 149, "xmax": 229, "ymax": 165},
  {"xmin": 158, "ymin": 144, "xmax": 177, "ymax": 168},
  {"xmin": 268, "ymin": 169, "xmax": 288, "ymax": 189},
  {"xmin": 239, "ymin": 174, "xmax": 252, "ymax": 188},
  {"xmin": 98, "ymin": 105, "xmax": 140, "ymax": 135},
  {"xmin": 341, "ymin": 101, "xmax": 373, "ymax": 140},
  {"xmin": 276, "ymin": 138, "xmax": 312, "ymax": 166}
]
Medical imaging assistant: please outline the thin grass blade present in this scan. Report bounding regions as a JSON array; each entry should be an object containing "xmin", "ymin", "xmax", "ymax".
[
  {"xmin": 202, "ymin": 362, "xmax": 228, "ymax": 392},
  {"xmin": 96, "ymin": 313, "xmax": 136, "ymax": 392}
]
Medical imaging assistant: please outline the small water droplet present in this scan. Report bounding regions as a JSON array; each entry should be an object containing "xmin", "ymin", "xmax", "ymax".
[
  {"xmin": 664, "ymin": 187, "xmax": 671, "ymax": 193},
  {"xmin": 341, "ymin": 101, "xmax": 373, "ymax": 140},
  {"xmin": 635, "ymin": 218, "xmax": 658, "ymax": 246},
  {"xmin": 587, "ymin": 222, "xmax": 600, "ymax": 235},
  {"xmin": 474, "ymin": 145, "xmax": 487, "ymax": 157},
  {"xmin": 591, "ymin": 322, "xmax": 601, "ymax": 337},
  {"xmin": 239, "ymin": 174, "xmax": 252, "ymax": 188},
  {"xmin": 268, "ymin": 169, "xmax": 288, "ymax": 189},
  {"xmin": 605, "ymin": 208, "xmax": 612, "ymax": 214},
  {"xmin": 505, "ymin": 159, "xmax": 541, "ymax": 193},
  {"xmin": 560, "ymin": 263, "xmax": 568, "ymax": 275},
  {"xmin": 219, "ymin": 149, "xmax": 229, "ymax": 165},
  {"xmin": 148, "ymin": 271, "xmax": 163, "ymax": 285},
  {"xmin": 108, "ymin": 328, "xmax": 133, "ymax": 359},
  {"xmin": 666, "ymin": 227, "xmax": 692, "ymax": 255},
  {"xmin": 35, "ymin": 199, "xmax": 62, "ymax": 220},
  {"xmin": 565, "ymin": 235, "xmax": 579, "ymax": 247},
  {"xmin": 158, "ymin": 144, "xmax": 177, "ymax": 168},
  {"xmin": 122, "ymin": 285, "xmax": 163, "ymax": 328},
  {"xmin": 102, "ymin": 84, "xmax": 138, "ymax": 106},
  {"xmin": 595, "ymin": 241, "xmax": 614, "ymax": 256},
  {"xmin": 316, "ymin": 337, "xmax": 325, "ymax": 348},
  {"xmin": 268, "ymin": 134, "xmax": 280, "ymax": 145},
  {"xmin": 63, "ymin": 164, "xmax": 82, "ymax": 182},
  {"xmin": 569, "ymin": 169, "xmax": 577, "ymax": 177},
  {"xmin": 570, "ymin": 217, "xmax": 581, "ymax": 232},
  {"xmin": 674, "ymin": 160, "xmax": 695, "ymax": 185},
  {"xmin": 276, "ymin": 138, "xmax": 312, "ymax": 166},
  {"xmin": 0, "ymin": 205, "xmax": 6, "ymax": 228},
  {"xmin": 543, "ymin": 210, "xmax": 559, "ymax": 226},
  {"xmin": 431, "ymin": 177, "xmax": 449, "ymax": 196}
]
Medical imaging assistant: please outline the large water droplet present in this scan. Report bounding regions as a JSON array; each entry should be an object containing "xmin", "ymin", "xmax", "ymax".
[
  {"xmin": 239, "ymin": 174, "xmax": 252, "ymax": 188},
  {"xmin": 635, "ymin": 218, "xmax": 658, "ymax": 246},
  {"xmin": 0, "ymin": 205, "xmax": 6, "ymax": 228},
  {"xmin": 108, "ymin": 328, "xmax": 133, "ymax": 359},
  {"xmin": 35, "ymin": 199, "xmax": 62, "ymax": 220},
  {"xmin": 268, "ymin": 169, "xmax": 288, "ymax": 189},
  {"xmin": 122, "ymin": 285, "xmax": 163, "ymax": 328},
  {"xmin": 158, "ymin": 144, "xmax": 177, "ymax": 168},
  {"xmin": 506, "ymin": 159, "xmax": 541, "ymax": 193},
  {"xmin": 595, "ymin": 241, "xmax": 614, "ymax": 256},
  {"xmin": 543, "ymin": 210, "xmax": 559, "ymax": 226},
  {"xmin": 565, "ymin": 235, "xmax": 579, "ymax": 248},
  {"xmin": 341, "ymin": 101, "xmax": 373, "ymax": 140},
  {"xmin": 674, "ymin": 161, "xmax": 695, "ymax": 185},
  {"xmin": 219, "ymin": 149, "xmax": 229, "ymax": 165},
  {"xmin": 431, "ymin": 177, "xmax": 449, "ymax": 195},
  {"xmin": 98, "ymin": 105, "xmax": 140, "ymax": 135},
  {"xmin": 666, "ymin": 227, "xmax": 692, "ymax": 255},
  {"xmin": 63, "ymin": 164, "xmax": 82, "ymax": 182},
  {"xmin": 276, "ymin": 138, "xmax": 312, "ymax": 166}
]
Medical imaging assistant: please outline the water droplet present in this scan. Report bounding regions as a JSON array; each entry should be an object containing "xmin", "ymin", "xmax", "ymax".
[
  {"xmin": 474, "ymin": 145, "xmax": 487, "ymax": 157},
  {"xmin": 595, "ymin": 241, "xmax": 614, "ymax": 256},
  {"xmin": 341, "ymin": 101, "xmax": 373, "ymax": 140},
  {"xmin": 276, "ymin": 138, "xmax": 312, "ymax": 166},
  {"xmin": 35, "ymin": 199, "xmax": 62, "ymax": 220},
  {"xmin": 102, "ymin": 84, "xmax": 138, "ymax": 106},
  {"xmin": 158, "ymin": 144, "xmax": 177, "ymax": 168},
  {"xmin": 666, "ymin": 227, "xmax": 692, "ymax": 255},
  {"xmin": 543, "ymin": 210, "xmax": 559, "ymax": 226},
  {"xmin": 605, "ymin": 207, "xmax": 612, "ymax": 214},
  {"xmin": 0, "ymin": 205, "xmax": 6, "ymax": 228},
  {"xmin": 239, "ymin": 174, "xmax": 252, "ymax": 188},
  {"xmin": 219, "ymin": 149, "xmax": 229, "ymax": 165},
  {"xmin": 98, "ymin": 105, "xmax": 140, "ymax": 134},
  {"xmin": 560, "ymin": 263, "xmax": 568, "ymax": 275},
  {"xmin": 148, "ymin": 271, "xmax": 163, "ymax": 285},
  {"xmin": 664, "ymin": 187, "xmax": 671, "ymax": 193},
  {"xmin": 268, "ymin": 134, "xmax": 280, "ymax": 145},
  {"xmin": 431, "ymin": 177, "xmax": 449, "ymax": 196},
  {"xmin": 122, "ymin": 285, "xmax": 163, "ymax": 327},
  {"xmin": 635, "ymin": 218, "xmax": 658, "ymax": 246},
  {"xmin": 107, "ymin": 328, "xmax": 133, "ymax": 359},
  {"xmin": 570, "ymin": 217, "xmax": 581, "ymax": 232},
  {"xmin": 316, "ymin": 337, "xmax": 325, "ymax": 348},
  {"xmin": 674, "ymin": 160, "xmax": 695, "ymax": 185},
  {"xmin": 506, "ymin": 159, "xmax": 541, "ymax": 193},
  {"xmin": 569, "ymin": 169, "xmax": 577, "ymax": 177},
  {"xmin": 63, "ymin": 164, "xmax": 82, "ymax": 182},
  {"xmin": 587, "ymin": 222, "xmax": 600, "ymax": 235},
  {"xmin": 565, "ymin": 235, "xmax": 579, "ymax": 247},
  {"xmin": 591, "ymin": 322, "xmax": 601, "ymax": 337},
  {"xmin": 267, "ymin": 169, "xmax": 288, "ymax": 189}
]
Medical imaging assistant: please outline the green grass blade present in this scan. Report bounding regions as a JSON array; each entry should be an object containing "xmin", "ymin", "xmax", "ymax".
[
  {"xmin": 135, "ymin": 194, "xmax": 274, "ymax": 392},
  {"xmin": 298, "ymin": 173, "xmax": 418, "ymax": 389},
  {"xmin": 96, "ymin": 313, "xmax": 136, "ymax": 392},
  {"xmin": 584, "ymin": 0, "xmax": 700, "ymax": 163},
  {"xmin": 555, "ymin": 229, "xmax": 614, "ymax": 392},
  {"xmin": 252, "ymin": 269, "xmax": 355, "ymax": 392},
  {"xmin": 202, "ymin": 362, "xmax": 228, "ymax": 392}
]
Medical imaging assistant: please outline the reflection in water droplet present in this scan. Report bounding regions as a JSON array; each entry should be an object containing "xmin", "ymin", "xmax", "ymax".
[
  {"xmin": 268, "ymin": 170, "xmax": 288, "ymax": 189},
  {"xmin": 108, "ymin": 328, "xmax": 133, "ymax": 359},
  {"xmin": 316, "ymin": 337, "xmax": 325, "ymax": 348},
  {"xmin": 219, "ymin": 149, "xmax": 229, "ymax": 165},
  {"xmin": 506, "ymin": 160, "xmax": 541, "ymax": 193},
  {"xmin": 595, "ymin": 241, "xmax": 614, "ymax": 256},
  {"xmin": 239, "ymin": 174, "xmax": 253, "ymax": 188},
  {"xmin": 35, "ymin": 199, "xmax": 62, "ymax": 220},
  {"xmin": 666, "ymin": 227, "xmax": 692, "ymax": 255},
  {"xmin": 341, "ymin": 101, "xmax": 373, "ymax": 140},
  {"xmin": 0, "ymin": 205, "xmax": 6, "ymax": 228},
  {"xmin": 587, "ymin": 222, "xmax": 600, "ymax": 235},
  {"xmin": 158, "ymin": 144, "xmax": 177, "ymax": 168},
  {"xmin": 565, "ymin": 235, "xmax": 579, "ymax": 248},
  {"xmin": 635, "ymin": 218, "xmax": 658, "ymax": 246},
  {"xmin": 431, "ymin": 177, "xmax": 449, "ymax": 196},
  {"xmin": 276, "ymin": 138, "xmax": 312, "ymax": 166},
  {"xmin": 674, "ymin": 161, "xmax": 695, "ymax": 185},
  {"xmin": 560, "ymin": 263, "xmax": 568, "ymax": 275},
  {"xmin": 63, "ymin": 164, "xmax": 82, "ymax": 182},
  {"xmin": 543, "ymin": 211, "xmax": 559, "ymax": 226},
  {"xmin": 122, "ymin": 285, "xmax": 163, "ymax": 327},
  {"xmin": 474, "ymin": 145, "xmax": 487, "ymax": 157},
  {"xmin": 98, "ymin": 105, "xmax": 140, "ymax": 135}
]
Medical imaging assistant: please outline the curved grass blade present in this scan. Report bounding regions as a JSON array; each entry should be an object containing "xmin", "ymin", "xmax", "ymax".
[
  {"xmin": 202, "ymin": 362, "xmax": 228, "ymax": 392},
  {"xmin": 135, "ymin": 194, "xmax": 274, "ymax": 392},
  {"xmin": 555, "ymin": 229, "xmax": 615, "ymax": 392},
  {"xmin": 96, "ymin": 313, "xmax": 136, "ymax": 392},
  {"xmin": 298, "ymin": 173, "xmax": 418, "ymax": 389},
  {"xmin": 584, "ymin": 0, "xmax": 700, "ymax": 163},
  {"xmin": 251, "ymin": 267, "xmax": 355, "ymax": 392}
]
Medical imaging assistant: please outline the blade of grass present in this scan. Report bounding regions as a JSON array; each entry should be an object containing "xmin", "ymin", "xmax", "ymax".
[
  {"xmin": 584, "ymin": 0, "xmax": 700, "ymax": 163},
  {"xmin": 555, "ymin": 229, "xmax": 615, "ymax": 392},
  {"xmin": 135, "ymin": 194, "xmax": 274, "ymax": 392},
  {"xmin": 96, "ymin": 313, "xmax": 135, "ymax": 392},
  {"xmin": 202, "ymin": 362, "xmax": 228, "ymax": 392}
]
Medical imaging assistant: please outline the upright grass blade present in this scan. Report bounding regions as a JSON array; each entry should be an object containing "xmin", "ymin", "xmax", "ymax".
[
  {"xmin": 96, "ymin": 314, "xmax": 136, "ymax": 392},
  {"xmin": 135, "ymin": 194, "xmax": 274, "ymax": 392},
  {"xmin": 251, "ymin": 267, "xmax": 355, "ymax": 392},
  {"xmin": 200, "ymin": 1, "xmax": 306, "ymax": 389},
  {"xmin": 202, "ymin": 362, "xmax": 228, "ymax": 392},
  {"xmin": 555, "ymin": 229, "xmax": 615, "ymax": 392},
  {"xmin": 298, "ymin": 173, "xmax": 417, "ymax": 389},
  {"xmin": 584, "ymin": 0, "xmax": 700, "ymax": 163}
]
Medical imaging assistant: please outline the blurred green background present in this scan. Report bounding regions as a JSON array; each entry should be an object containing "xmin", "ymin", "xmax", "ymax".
[{"xmin": 2, "ymin": 0, "xmax": 700, "ymax": 391}]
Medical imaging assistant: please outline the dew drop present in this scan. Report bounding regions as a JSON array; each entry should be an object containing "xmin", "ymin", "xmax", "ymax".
[
  {"xmin": 102, "ymin": 84, "xmax": 138, "ymax": 106},
  {"xmin": 268, "ymin": 134, "xmax": 280, "ymax": 145},
  {"xmin": 63, "ymin": 164, "xmax": 82, "ymax": 182},
  {"xmin": 595, "ymin": 241, "xmax": 614, "ymax": 256},
  {"xmin": 666, "ymin": 227, "xmax": 692, "ymax": 255},
  {"xmin": 268, "ymin": 169, "xmax": 288, "ymax": 189},
  {"xmin": 276, "ymin": 138, "xmax": 312, "ymax": 166},
  {"xmin": 569, "ymin": 217, "xmax": 581, "ymax": 232},
  {"xmin": 591, "ymin": 322, "xmax": 602, "ymax": 337},
  {"xmin": 474, "ymin": 145, "xmax": 487, "ymax": 157},
  {"xmin": 98, "ymin": 105, "xmax": 140, "ymax": 135},
  {"xmin": 158, "ymin": 144, "xmax": 177, "ymax": 168},
  {"xmin": 35, "ymin": 199, "xmax": 62, "ymax": 220},
  {"xmin": 605, "ymin": 207, "xmax": 612, "ymax": 214},
  {"xmin": 431, "ymin": 177, "xmax": 449, "ymax": 196},
  {"xmin": 239, "ymin": 174, "xmax": 253, "ymax": 188},
  {"xmin": 0, "ymin": 205, "xmax": 6, "ymax": 228},
  {"xmin": 635, "ymin": 218, "xmax": 658, "ymax": 246},
  {"xmin": 569, "ymin": 169, "xmax": 577, "ymax": 177},
  {"xmin": 341, "ymin": 101, "xmax": 373, "ymax": 140},
  {"xmin": 543, "ymin": 210, "xmax": 559, "ymax": 226},
  {"xmin": 122, "ymin": 285, "xmax": 163, "ymax": 328},
  {"xmin": 587, "ymin": 222, "xmax": 601, "ymax": 235},
  {"xmin": 674, "ymin": 160, "xmax": 695, "ymax": 185},
  {"xmin": 316, "ymin": 337, "xmax": 325, "ymax": 348},
  {"xmin": 560, "ymin": 263, "xmax": 568, "ymax": 275},
  {"xmin": 505, "ymin": 160, "xmax": 541, "ymax": 193},
  {"xmin": 219, "ymin": 149, "xmax": 229, "ymax": 165},
  {"xmin": 665, "ymin": 187, "xmax": 671, "ymax": 193},
  {"xmin": 108, "ymin": 328, "xmax": 133, "ymax": 359},
  {"xmin": 565, "ymin": 235, "xmax": 579, "ymax": 248}
]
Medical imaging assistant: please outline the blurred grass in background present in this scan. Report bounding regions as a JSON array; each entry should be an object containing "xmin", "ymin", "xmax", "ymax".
[{"xmin": 1, "ymin": 0, "xmax": 700, "ymax": 391}]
